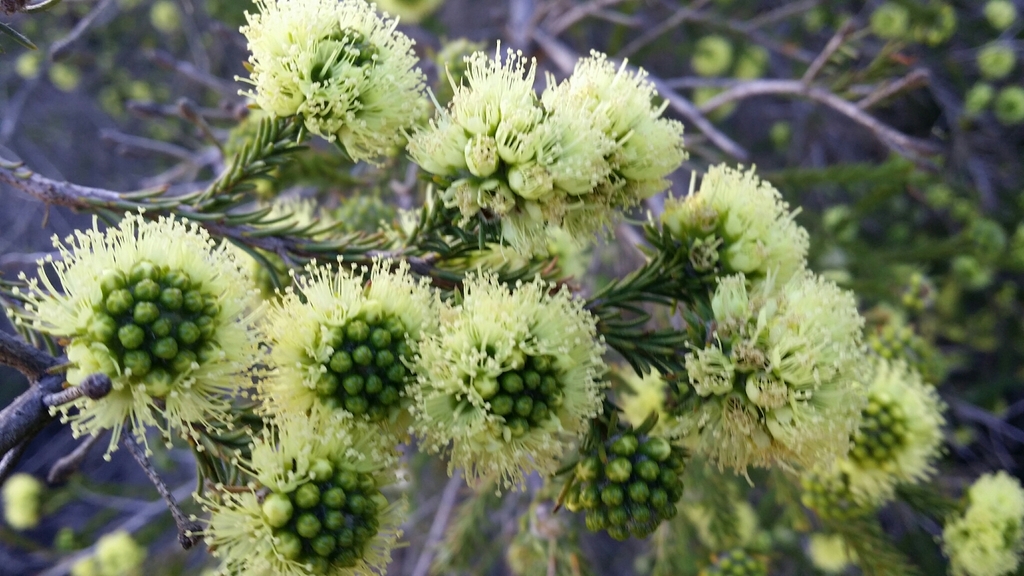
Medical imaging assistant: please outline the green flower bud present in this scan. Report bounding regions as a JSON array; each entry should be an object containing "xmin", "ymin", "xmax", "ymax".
[
  {"xmin": 977, "ymin": 44, "xmax": 1016, "ymax": 80},
  {"xmin": 692, "ymin": 35, "xmax": 733, "ymax": 77},
  {"xmin": 343, "ymin": 375, "xmax": 365, "ymax": 395},
  {"xmin": 508, "ymin": 417, "xmax": 529, "ymax": 437},
  {"xmin": 601, "ymin": 484, "xmax": 624, "ymax": 507},
  {"xmin": 183, "ymin": 290, "xmax": 204, "ymax": 313},
  {"xmin": 345, "ymin": 395, "xmax": 368, "ymax": 414},
  {"xmin": 378, "ymin": 386, "xmax": 400, "ymax": 405},
  {"xmin": 310, "ymin": 458, "xmax": 334, "ymax": 481},
  {"xmin": 88, "ymin": 314, "xmax": 118, "ymax": 342},
  {"xmin": 650, "ymin": 488, "xmax": 669, "ymax": 509},
  {"xmin": 171, "ymin": 350, "xmax": 197, "ymax": 374},
  {"xmin": 870, "ymin": 3, "xmax": 909, "ymax": 39},
  {"xmin": 514, "ymin": 396, "xmax": 534, "ymax": 417},
  {"xmin": 129, "ymin": 261, "xmax": 157, "ymax": 284},
  {"xmin": 151, "ymin": 317, "xmax": 172, "ymax": 338},
  {"xmin": 365, "ymin": 375, "xmax": 384, "ymax": 395},
  {"xmin": 529, "ymin": 401, "xmax": 549, "ymax": 423},
  {"xmin": 346, "ymin": 320, "xmax": 370, "ymax": 342},
  {"xmin": 106, "ymin": 289, "xmax": 134, "ymax": 315},
  {"xmin": 491, "ymin": 394, "xmax": 515, "ymax": 416},
  {"xmin": 636, "ymin": 459, "xmax": 660, "ymax": 482},
  {"xmin": 610, "ymin": 435, "xmax": 638, "ymax": 457},
  {"xmin": 159, "ymin": 288, "xmax": 183, "ymax": 310},
  {"xmin": 118, "ymin": 324, "xmax": 145, "ymax": 349},
  {"xmin": 606, "ymin": 458, "xmax": 633, "ymax": 483},
  {"xmin": 375, "ymin": 349, "xmax": 395, "ymax": 368},
  {"xmin": 577, "ymin": 456, "xmax": 602, "ymax": 482},
  {"xmin": 585, "ymin": 508, "xmax": 608, "ymax": 531},
  {"xmin": 386, "ymin": 364, "xmax": 406, "ymax": 382},
  {"xmin": 352, "ymin": 345, "xmax": 373, "ymax": 366},
  {"xmin": 145, "ymin": 368, "xmax": 173, "ymax": 397},
  {"xmin": 984, "ymin": 0, "xmax": 1017, "ymax": 30},
  {"xmin": 580, "ymin": 485, "xmax": 600, "ymax": 508},
  {"xmin": 370, "ymin": 327, "xmax": 392, "ymax": 349},
  {"xmin": 133, "ymin": 302, "xmax": 160, "ymax": 325},
  {"xmin": 276, "ymin": 531, "xmax": 303, "ymax": 560},
  {"xmin": 152, "ymin": 337, "xmax": 179, "ymax": 360},
  {"xmin": 501, "ymin": 373, "xmax": 524, "ymax": 394},
  {"xmin": 99, "ymin": 269, "xmax": 127, "ymax": 294},
  {"xmin": 133, "ymin": 278, "xmax": 161, "ymax": 301},
  {"xmin": 523, "ymin": 371, "xmax": 541, "ymax": 390},
  {"xmin": 261, "ymin": 493, "xmax": 294, "ymax": 527},
  {"xmin": 964, "ymin": 83, "xmax": 995, "ymax": 116},
  {"xmin": 323, "ymin": 487, "xmax": 346, "ymax": 509},
  {"xmin": 324, "ymin": 510, "xmax": 345, "ymax": 531},
  {"xmin": 311, "ymin": 534, "xmax": 336, "ymax": 557},
  {"xmin": 330, "ymin": 350, "xmax": 353, "ymax": 373},
  {"xmin": 628, "ymin": 481, "xmax": 650, "ymax": 503},
  {"xmin": 295, "ymin": 513, "xmax": 321, "ymax": 538},
  {"xmin": 994, "ymin": 86, "xmax": 1024, "ymax": 125},
  {"xmin": 123, "ymin": 350, "xmax": 152, "ymax": 377},
  {"xmin": 607, "ymin": 506, "xmax": 629, "ymax": 526},
  {"xmin": 607, "ymin": 525, "xmax": 630, "ymax": 541},
  {"xmin": 639, "ymin": 436, "xmax": 673, "ymax": 462}
]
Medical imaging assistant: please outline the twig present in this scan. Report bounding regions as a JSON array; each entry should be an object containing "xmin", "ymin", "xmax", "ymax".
[
  {"xmin": 616, "ymin": 1, "xmax": 708, "ymax": 60},
  {"xmin": 532, "ymin": 28, "xmax": 749, "ymax": 160},
  {"xmin": 0, "ymin": 439, "xmax": 28, "ymax": 484},
  {"xmin": 100, "ymin": 129, "xmax": 196, "ymax": 161},
  {"xmin": 41, "ymin": 373, "xmax": 111, "ymax": 407},
  {"xmin": 949, "ymin": 398, "xmax": 1024, "ymax": 446},
  {"xmin": 857, "ymin": 68, "xmax": 930, "ymax": 110},
  {"xmin": 122, "ymin": 433, "xmax": 203, "ymax": 549},
  {"xmin": 0, "ymin": 328, "xmax": 58, "ymax": 381},
  {"xmin": 745, "ymin": 0, "xmax": 818, "ymax": 30},
  {"xmin": 409, "ymin": 471, "xmax": 463, "ymax": 576},
  {"xmin": 48, "ymin": 0, "xmax": 116, "ymax": 61},
  {"xmin": 507, "ymin": 0, "xmax": 535, "ymax": 52},
  {"xmin": 802, "ymin": 20, "xmax": 854, "ymax": 85},
  {"xmin": 544, "ymin": 0, "xmax": 629, "ymax": 36},
  {"xmin": 0, "ymin": 370, "xmax": 64, "ymax": 459},
  {"xmin": 695, "ymin": 79, "xmax": 940, "ymax": 161},
  {"xmin": 147, "ymin": 49, "xmax": 238, "ymax": 97},
  {"xmin": 47, "ymin": 432, "xmax": 103, "ymax": 485}
]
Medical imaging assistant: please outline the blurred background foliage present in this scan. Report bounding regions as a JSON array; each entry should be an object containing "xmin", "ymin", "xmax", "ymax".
[{"xmin": 1, "ymin": 0, "xmax": 1023, "ymax": 574}]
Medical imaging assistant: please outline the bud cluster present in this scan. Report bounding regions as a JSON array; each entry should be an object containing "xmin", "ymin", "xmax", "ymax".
[
  {"xmin": 800, "ymin": 470, "xmax": 872, "ymax": 522},
  {"xmin": 260, "ymin": 459, "xmax": 387, "ymax": 573},
  {"xmin": 317, "ymin": 315, "xmax": 413, "ymax": 421},
  {"xmin": 90, "ymin": 261, "xmax": 219, "ymax": 396},
  {"xmin": 849, "ymin": 392, "xmax": 908, "ymax": 467},
  {"xmin": 565, "ymin": 430, "xmax": 685, "ymax": 540},
  {"xmin": 705, "ymin": 549, "xmax": 768, "ymax": 576}
]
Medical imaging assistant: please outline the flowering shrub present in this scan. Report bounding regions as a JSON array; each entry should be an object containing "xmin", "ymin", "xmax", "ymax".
[{"xmin": 0, "ymin": 0, "xmax": 1022, "ymax": 575}]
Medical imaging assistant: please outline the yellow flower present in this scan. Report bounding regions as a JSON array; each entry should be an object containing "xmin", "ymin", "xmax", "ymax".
[
  {"xmin": 95, "ymin": 530, "xmax": 147, "ymax": 576},
  {"xmin": 2, "ymin": 473, "xmax": 43, "ymax": 530},
  {"xmin": 202, "ymin": 409, "xmax": 406, "ymax": 576},
  {"xmin": 408, "ymin": 46, "xmax": 616, "ymax": 256},
  {"xmin": 413, "ymin": 272, "xmax": 606, "ymax": 490},
  {"xmin": 240, "ymin": 0, "xmax": 426, "ymax": 163},
  {"xmin": 615, "ymin": 365, "xmax": 671, "ymax": 436},
  {"xmin": 838, "ymin": 358, "xmax": 945, "ymax": 506},
  {"xmin": 943, "ymin": 472, "xmax": 1024, "ymax": 576},
  {"xmin": 17, "ymin": 213, "xmax": 260, "ymax": 454},
  {"xmin": 662, "ymin": 164, "xmax": 809, "ymax": 284},
  {"xmin": 259, "ymin": 259, "xmax": 437, "ymax": 429},
  {"xmin": 541, "ymin": 51, "xmax": 687, "ymax": 230},
  {"xmin": 807, "ymin": 533, "xmax": 856, "ymax": 574},
  {"xmin": 671, "ymin": 271, "xmax": 865, "ymax": 473},
  {"xmin": 691, "ymin": 35, "xmax": 734, "ymax": 77}
]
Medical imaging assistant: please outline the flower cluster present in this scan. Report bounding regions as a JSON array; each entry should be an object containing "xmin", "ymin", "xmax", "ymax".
[
  {"xmin": 2, "ymin": 473, "xmax": 43, "ymax": 530},
  {"xmin": 202, "ymin": 409, "xmax": 406, "ymax": 576},
  {"xmin": 671, "ymin": 271, "xmax": 865, "ymax": 473},
  {"xmin": 408, "ymin": 47, "xmax": 685, "ymax": 255},
  {"xmin": 661, "ymin": 164, "xmax": 808, "ymax": 284},
  {"xmin": 942, "ymin": 471, "xmax": 1024, "ymax": 576},
  {"xmin": 413, "ymin": 272, "xmax": 606, "ymax": 489},
  {"xmin": 16, "ymin": 213, "xmax": 261, "ymax": 452},
  {"xmin": 704, "ymin": 549, "xmax": 768, "ymax": 576},
  {"xmin": 259, "ymin": 259, "xmax": 437, "ymax": 429},
  {"xmin": 564, "ymin": 428, "xmax": 686, "ymax": 540},
  {"xmin": 240, "ymin": 0, "xmax": 426, "ymax": 163},
  {"xmin": 839, "ymin": 358, "xmax": 945, "ymax": 505}
]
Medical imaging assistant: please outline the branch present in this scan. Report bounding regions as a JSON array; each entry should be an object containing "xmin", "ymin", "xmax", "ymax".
[
  {"xmin": 122, "ymin": 433, "xmax": 203, "ymax": 549},
  {"xmin": 410, "ymin": 471, "xmax": 463, "ymax": 576},
  {"xmin": 532, "ymin": 28, "xmax": 749, "ymax": 161},
  {"xmin": 695, "ymin": 79, "xmax": 941, "ymax": 161},
  {"xmin": 0, "ymin": 327, "xmax": 58, "ymax": 380}
]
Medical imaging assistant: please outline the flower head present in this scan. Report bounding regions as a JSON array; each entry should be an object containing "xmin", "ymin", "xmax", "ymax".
[
  {"xmin": 2, "ymin": 473, "xmax": 43, "ymax": 530},
  {"xmin": 412, "ymin": 272, "xmax": 606, "ymax": 489},
  {"xmin": 670, "ymin": 271, "xmax": 865, "ymax": 473},
  {"xmin": 259, "ymin": 259, "xmax": 437, "ymax": 429},
  {"xmin": 943, "ymin": 472, "xmax": 1024, "ymax": 576},
  {"xmin": 240, "ymin": 0, "xmax": 426, "ymax": 163},
  {"xmin": 408, "ymin": 46, "xmax": 617, "ymax": 255},
  {"xmin": 662, "ymin": 165, "xmax": 809, "ymax": 284},
  {"xmin": 541, "ymin": 51, "xmax": 687, "ymax": 214},
  {"xmin": 838, "ymin": 358, "xmax": 945, "ymax": 505},
  {"xmin": 807, "ymin": 534, "xmax": 856, "ymax": 574},
  {"xmin": 17, "ymin": 213, "xmax": 260, "ymax": 453},
  {"xmin": 202, "ymin": 409, "xmax": 406, "ymax": 576},
  {"xmin": 615, "ymin": 366, "xmax": 672, "ymax": 436}
]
